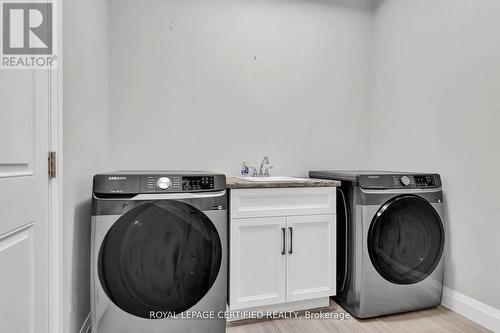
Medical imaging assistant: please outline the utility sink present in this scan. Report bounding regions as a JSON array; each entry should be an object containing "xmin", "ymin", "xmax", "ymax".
[{"xmin": 237, "ymin": 176, "xmax": 309, "ymax": 182}]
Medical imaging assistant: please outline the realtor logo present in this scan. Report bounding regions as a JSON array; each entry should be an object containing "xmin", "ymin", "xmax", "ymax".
[{"xmin": 1, "ymin": 0, "xmax": 57, "ymax": 69}]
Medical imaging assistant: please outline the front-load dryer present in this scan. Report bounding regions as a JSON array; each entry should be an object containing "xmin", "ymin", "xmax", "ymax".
[
  {"xmin": 91, "ymin": 171, "xmax": 227, "ymax": 333},
  {"xmin": 309, "ymin": 170, "xmax": 445, "ymax": 318}
]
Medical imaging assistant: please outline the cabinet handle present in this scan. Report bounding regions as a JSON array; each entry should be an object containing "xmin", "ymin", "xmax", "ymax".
[
  {"xmin": 288, "ymin": 227, "xmax": 293, "ymax": 254},
  {"xmin": 281, "ymin": 228, "xmax": 286, "ymax": 255}
]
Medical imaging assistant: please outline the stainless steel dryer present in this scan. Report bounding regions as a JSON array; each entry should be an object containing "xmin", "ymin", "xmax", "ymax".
[
  {"xmin": 91, "ymin": 171, "xmax": 227, "ymax": 333},
  {"xmin": 309, "ymin": 171, "xmax": 445, "ymax": 318}
]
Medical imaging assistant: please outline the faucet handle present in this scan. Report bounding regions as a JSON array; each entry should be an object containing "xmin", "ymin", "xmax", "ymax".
[
  {"xmin": 264, "ymin": 166, "xmax": 274, "ymax": 176},
  {"xmin": 249, "ymin": 166, "xmax": 258, "ymax": 177}
]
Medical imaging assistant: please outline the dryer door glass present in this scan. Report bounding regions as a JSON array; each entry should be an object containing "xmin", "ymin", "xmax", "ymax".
[
  {"xmin": 368, "ymin": 195, "xmax": 444, "ymax": 285},
  {"xmin": 98, "ymin": 201, "xmax": 222, "ymax": 318}
]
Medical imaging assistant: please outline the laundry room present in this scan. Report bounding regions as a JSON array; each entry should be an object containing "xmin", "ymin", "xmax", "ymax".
[{"xmin": 1, "ymin": 0, "xmax": 500, "ymax": 332}]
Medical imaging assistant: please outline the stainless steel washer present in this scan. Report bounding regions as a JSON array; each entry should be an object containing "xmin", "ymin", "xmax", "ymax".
[
  {"xmin": 91, "ymin": 171, "xmax": 227, "ymax": 333},
  {"xmin": 309, "ymin": 171, "xmax": 445, "ymax": 318}
]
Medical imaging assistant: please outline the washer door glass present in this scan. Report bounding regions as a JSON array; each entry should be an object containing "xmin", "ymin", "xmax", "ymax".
[
  {"xmin": 98, "ymin": 201, "xmax": 222, "ymax": 318},
  {"xmin": 368, "ymin": 195, "xmax": 444, "ymax": 285}
]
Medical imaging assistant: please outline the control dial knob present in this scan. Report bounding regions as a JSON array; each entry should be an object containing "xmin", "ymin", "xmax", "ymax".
[
  {"xmin": 156, "ymin": 177, "xmax": 172, "ymax": 190},
  {"xmin": 400, "ymin": 176, "xmax": 411, "ymax": 186}
]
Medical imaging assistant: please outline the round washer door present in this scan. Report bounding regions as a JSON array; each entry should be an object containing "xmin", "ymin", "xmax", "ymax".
[
  {"xmin": 98, "ymin": 200, "xmax": 222, "ymax": 318},
  {"xmin": 368, "ymin": 195, "xmax": 444, "ymax": 285}
]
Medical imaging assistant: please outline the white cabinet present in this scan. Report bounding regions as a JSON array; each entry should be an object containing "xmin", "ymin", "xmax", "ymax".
[
  {"xmin": 230, "ymin": 217, "xmax": 286, "ymax": 309},
  {"xmin": 229, "ymin": 187, "xmax": 336, "ymax": 311},
  {"xmin": 286, "ymin": 214, "xmax": 335, "ymax": 302}
]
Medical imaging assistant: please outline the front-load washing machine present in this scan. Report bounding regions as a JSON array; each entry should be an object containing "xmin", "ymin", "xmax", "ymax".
[
  {"xmin": 309, "ymin": 171, "xmax": 445, "ymax": 318},
  {"xmin": 91, "ymin": 171, "xmax": 227, "ymax": 333}
]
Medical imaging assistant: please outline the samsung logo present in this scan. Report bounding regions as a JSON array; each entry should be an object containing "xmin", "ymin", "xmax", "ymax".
[{"xmin": 108, "ymin": 176, "xmax": 127, "ymax": 180}]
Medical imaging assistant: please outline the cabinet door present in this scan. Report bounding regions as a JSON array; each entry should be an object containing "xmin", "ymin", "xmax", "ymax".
[
  {"xmin": 230, "ymin": 217, "xmax": 286, "ymax": 309},
  {"xmin": 286, "ymin": 214, "xmax": 336, "ymax": 302}
]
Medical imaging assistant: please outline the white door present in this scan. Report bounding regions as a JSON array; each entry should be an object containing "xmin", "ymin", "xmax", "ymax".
[
  {"xmin": 0, "ymin": 69, "xmax": 51, "ymax": 333},
  {"xmin": 229, "ymin": 217, "xmax": 286, "ymax": 310},
  {"xmin": 286, "ymin": 214, "xmax": 336, "ymax": 302}
]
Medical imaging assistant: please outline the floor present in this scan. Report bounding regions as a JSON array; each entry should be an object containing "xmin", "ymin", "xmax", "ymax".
[{"xmin": 226, "ymin": 300, "xmax": 490, "ymax": 333}]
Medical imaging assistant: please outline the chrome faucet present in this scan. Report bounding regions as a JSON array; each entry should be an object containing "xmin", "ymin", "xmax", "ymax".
[
  {"xmin": 258, "ymin": 156, "xmax": 273, "ymax": 176},
  {"xmin": 240, "ymin": 157, "xmax": 273, "ymax": 177}
]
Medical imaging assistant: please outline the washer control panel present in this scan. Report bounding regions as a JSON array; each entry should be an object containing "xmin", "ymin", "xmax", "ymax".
[
  {"xmin": 93, "ymin": 173, "xmax": 226, "ymax": 196},
  {"xmin": 359, "ymin": 174, "xmax": 441, "ymax": 189}
]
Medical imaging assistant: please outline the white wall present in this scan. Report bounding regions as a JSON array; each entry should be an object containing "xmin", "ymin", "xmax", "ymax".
[
  {"xmin": 108, "ymin": 0, "xmax": 373, "ymax": 176},
  {"xmin": 371, "ymin": 0, "xmax": 500, "ymax": 310},
  {"xmin": 63, "ymin": 0, "xmax": 109, "ymax": 332},
  {"xmin": 62, "ymin": 0, "xmax": 500, "ymax": 331}
]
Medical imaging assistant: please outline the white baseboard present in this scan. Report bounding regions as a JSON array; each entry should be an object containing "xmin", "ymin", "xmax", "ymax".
[
  {"xmin": 79, "ymin": 313, "xmax": 91, "ymax": 333},
  {"xmin": 442, "ymin": 287, "xmax": 500, "ymax": 332}
]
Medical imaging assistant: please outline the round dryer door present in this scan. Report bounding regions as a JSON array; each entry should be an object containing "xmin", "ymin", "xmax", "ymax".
[
  {"xmin": 368, "ymin": 195, "xmax": 444, "ymax": 285},
  {"xmin": 98, "ymin": 200, "xmax": 222, "ymax": 319}
]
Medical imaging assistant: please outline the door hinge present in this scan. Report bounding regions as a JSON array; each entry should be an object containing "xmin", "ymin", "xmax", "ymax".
[{"xmin": 48, "ymin": 151, "xmax": 56, "ymax": 179}]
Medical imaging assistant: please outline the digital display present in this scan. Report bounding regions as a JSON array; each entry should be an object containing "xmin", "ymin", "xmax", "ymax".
[
  {"xmin": 182, "ymin": 176, "xmax": 215, "ymax": 191},
  {"xmin": 414, "ymin": 175, "xmax": 435, "ymax": 187}
]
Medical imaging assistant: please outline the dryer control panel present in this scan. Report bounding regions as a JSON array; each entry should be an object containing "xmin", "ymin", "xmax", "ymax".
[
  {"xmin": 93, "ymin": 172, "xmax": 226, "ymax": 196},
  {"xmin": 359, "ymin": 174, "xmax": 441, "ymax": 190}
]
